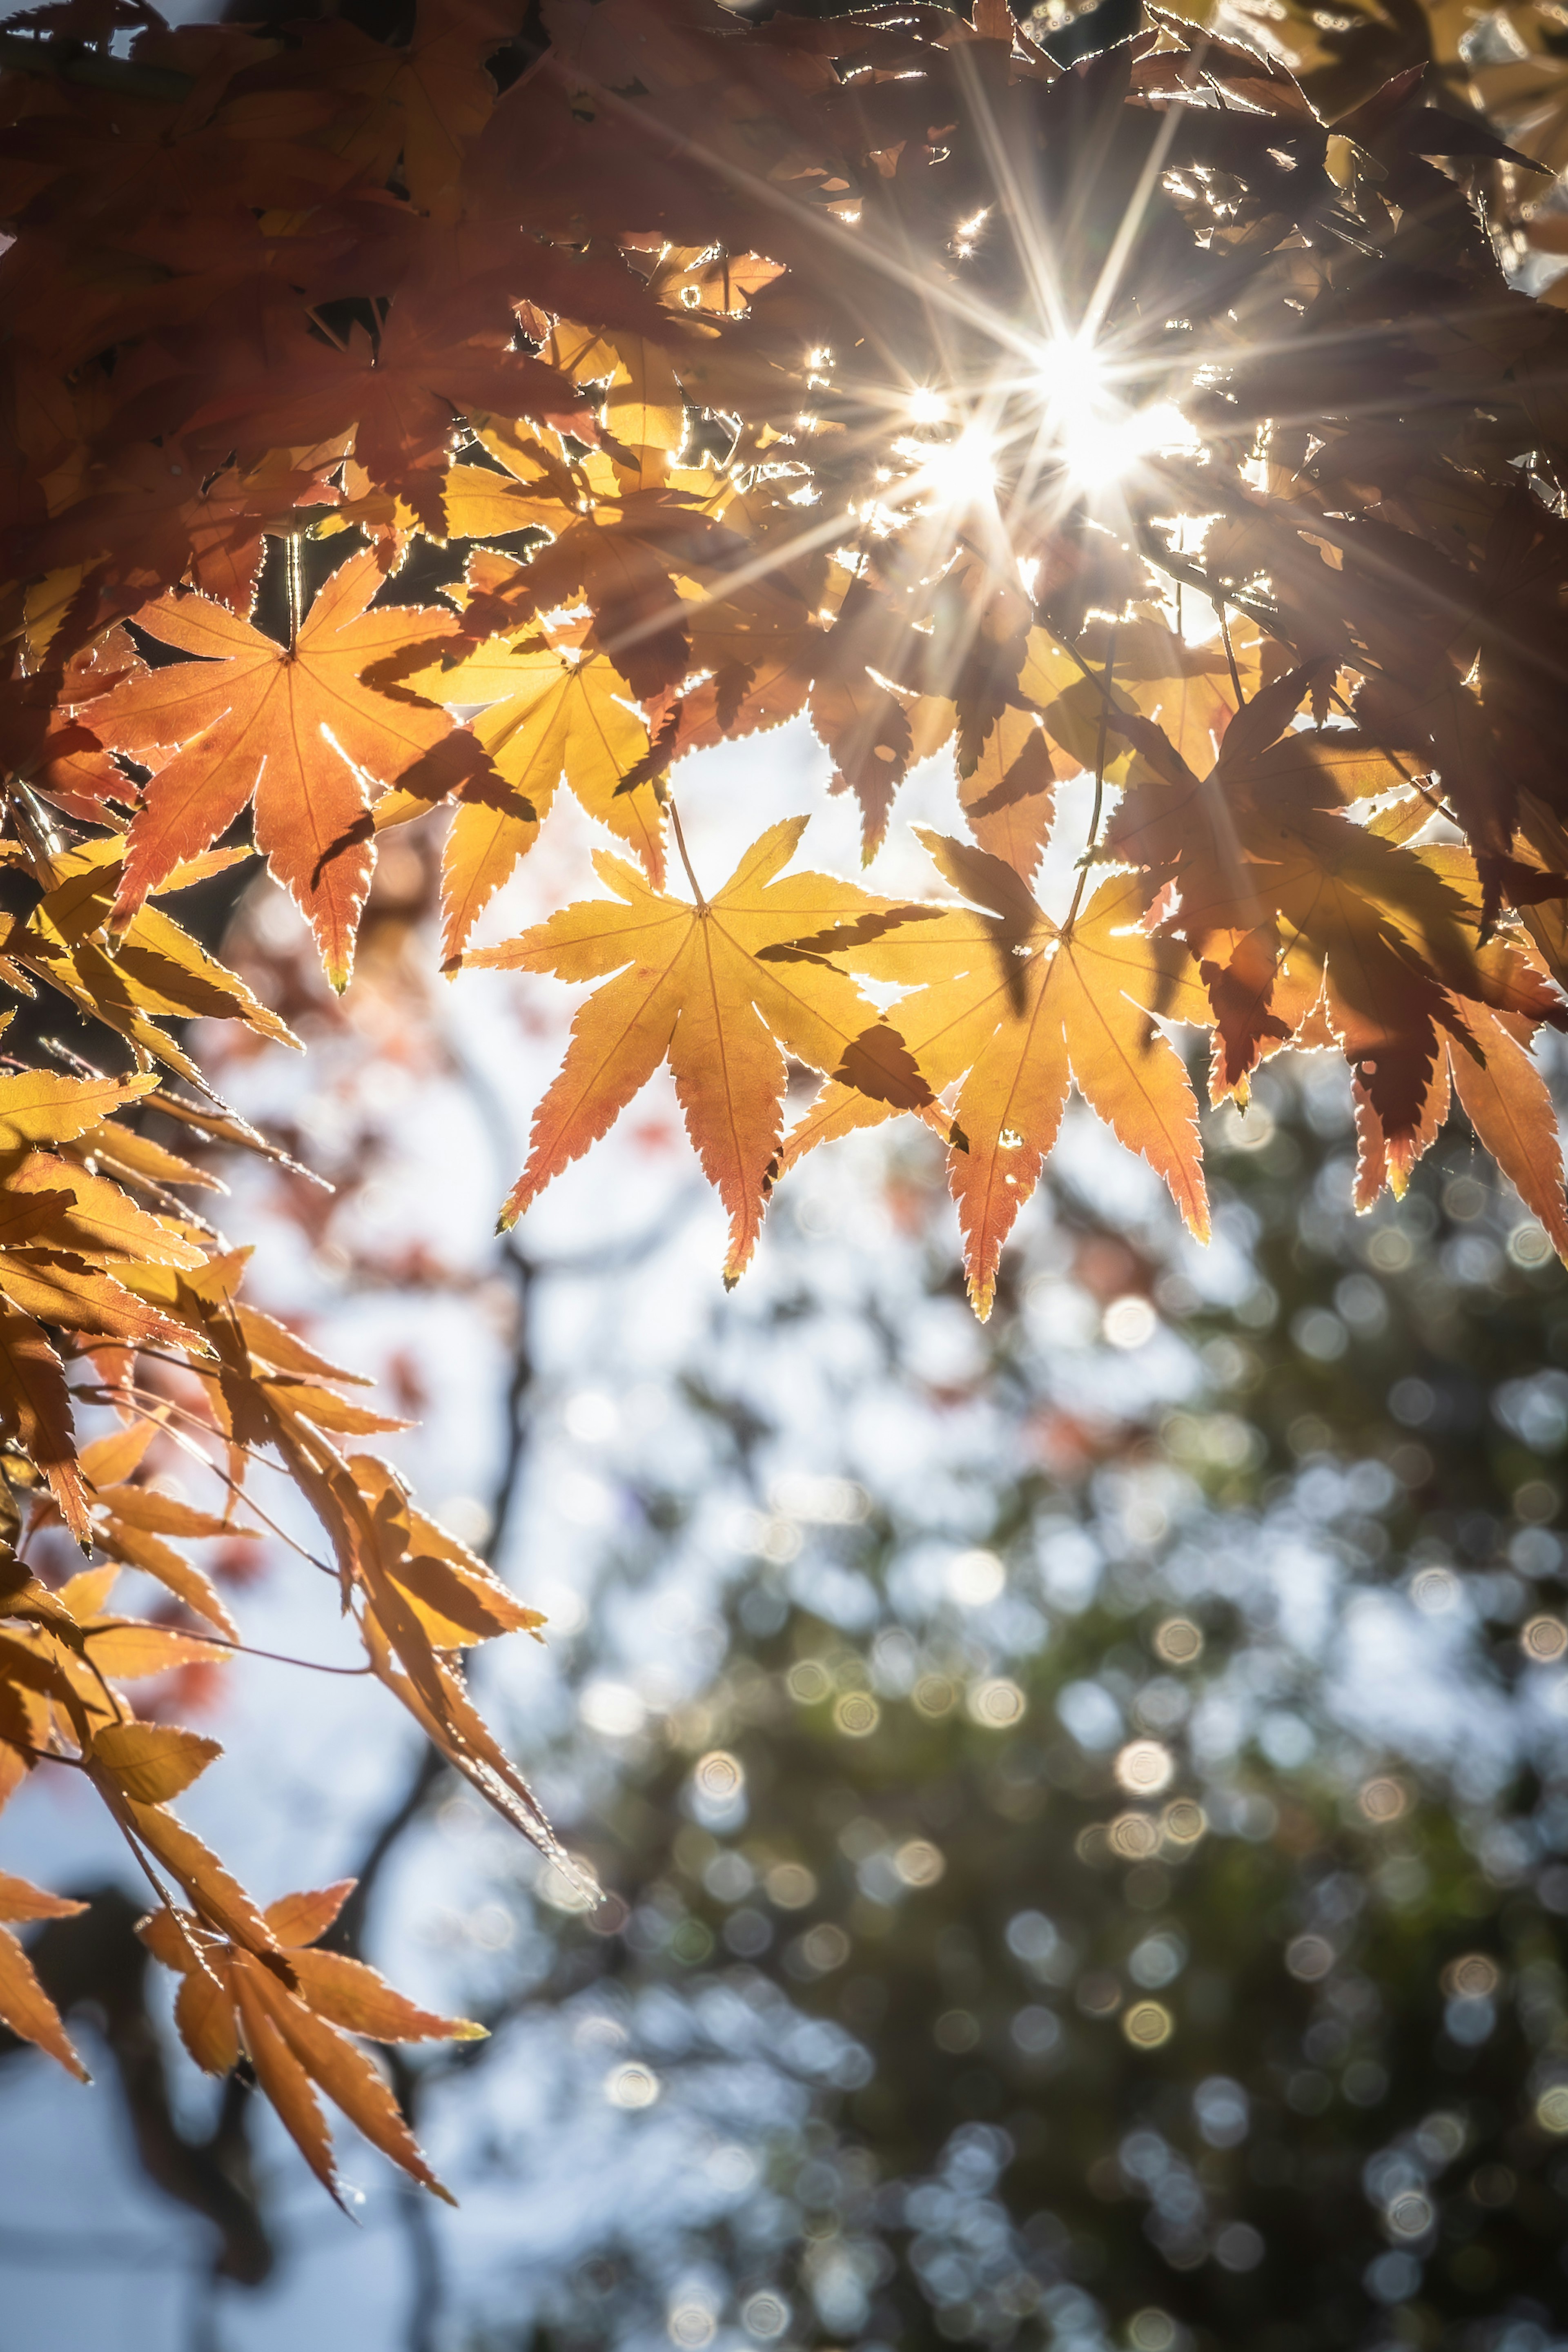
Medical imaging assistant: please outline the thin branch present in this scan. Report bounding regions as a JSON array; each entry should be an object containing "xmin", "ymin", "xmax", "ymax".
[
  {"xmin": 304, "ymin": 308, "xmax": 350, "ymax": 356},
  {"xmin": 104, "ymin": 1803, "xmax": 194, "ymax": 1941}
]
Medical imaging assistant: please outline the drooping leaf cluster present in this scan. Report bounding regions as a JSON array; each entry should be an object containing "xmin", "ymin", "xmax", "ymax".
[
  {"xmin": 0, "ymin": 999, "xmax": 552, "ymax": 2196},
  {"xmin": 1, "ymin": 0, "xmax": 1568, "ymax": 2198}
]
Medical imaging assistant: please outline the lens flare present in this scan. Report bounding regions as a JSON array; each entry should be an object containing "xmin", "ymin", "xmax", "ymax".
[
  {"xmin": 1033, "ymin": 335, "xmax": 1200, "ymax": 490},
  {"xmin": 1036, "ymin": 333, "xmax": 1109, "ymax": 409},
  {"xmin": 895, "ymin": 425, "xmax": 999, "ymax": 509}
]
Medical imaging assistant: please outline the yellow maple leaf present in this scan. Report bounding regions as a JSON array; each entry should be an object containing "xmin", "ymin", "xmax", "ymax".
[{"xmin": 468, "ymin": 816, "xmax": 932, "ymax": 1281}]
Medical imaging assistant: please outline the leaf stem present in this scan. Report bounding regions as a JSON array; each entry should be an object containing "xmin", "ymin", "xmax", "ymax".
[
  {"xmin": 180, "ymin": 1629, "xmax": 376, "ymax": 1677},
  {"xmin": 104, "ymin": 1800, "xmax": 191, "ymax": 1931},
  {"xmin": 1220, "ymin": 604, "xmax": 1246, "ymax": 708},
  {"xmin": 1062, "ymin": 622, "xmax": 1118, "ymax": 941},
  {"xmin": 304, "ymin": 307, "xmax": 349, "ymax": 356},
  {"xmin": 668, "ymin": 796, "xmax": 707, "ymax": 909},
  {"xmin": 2, "ymin": 777, "xmax": 64, "ymax": 887},
  {"xmin": 71, "ymin": 1379, "xmax": 342, "ymax": 1579},
  {"xmin": 285, "ymin": 533, "xmax": 306, "ymax": 650}
]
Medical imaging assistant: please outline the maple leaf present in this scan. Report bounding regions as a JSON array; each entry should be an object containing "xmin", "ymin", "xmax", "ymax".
[
  {"xmin": 1319, "ymin": 833, "xmax": 1568, "ymax": 1212},
  {"xmin": 1102, "ymin": 665, "xmax": 1555, "ymax": 1169},
  {"xmin": 809, "ymin": 579, "xmax": 921, "ymax": 864},
  {"xmin": 1074, "ymin": 608, "xmax": 1264, "ymax": 780},
  {"xmin": 183, "ymin": 302, "xmax": 590, "ymax": 534},
  {"xmin": 90, "ymin": 549, "xmax": 492, "ymax": 987},
  {"xmin": 0, "ymin": 1872, "xmax": 89, "ymax": 2081},
  {"xmin": 322, "ymin": 459, "xmax": 571, "ymax": 560},
  {"xmin": 516, "ymin": 494, "xmax": 748, "ymax": 702},
  {"xmin": 0, "ymin": 649, "xmax": 127, "ymax": 821},
  {"xmin": 0, "ymin": 837, "xmax": 302, "ymax": 1087},
  {"xmin": 1, "ymin": 441, "xmax": 321, "ymax": 621},
  {"xmin": 137, "ymin": 1869, "xmax": 483, "ymax": 2206},
  {"xmin": 468, "ymin": 816, "xmax": 933, "ymax": 1281},
  {"xmin": 1443, "ymin": 1005, "xmax": 1568, "ymax": 1257},
  {"xmin": 779, "ymin": 833, "xmax": 1211, "ymax": 1318},
  {"xmin": 660, "ymin": 583, "xmax": 822, "ymax": 761},
  {"xmin": 958, "ymin": 705, "xmax": 1056, "ymax": 883},
  {"xmin": 381, "ymin": 601, "xmax": 667, "ymax": 959},
  {"xmin": 323, "ymin": 0, "xmax": 513, "ymax": 219}
]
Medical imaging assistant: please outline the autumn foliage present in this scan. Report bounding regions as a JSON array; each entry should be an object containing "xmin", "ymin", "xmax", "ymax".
[{"xmin": 0, "ymin": 0, "xmax": 1566, "ymax": 2199}]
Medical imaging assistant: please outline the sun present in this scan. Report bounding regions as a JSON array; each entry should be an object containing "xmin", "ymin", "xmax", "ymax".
[{"xmin": 1033, "ymin": 336, "xmax": 1199, "ymax": 492}]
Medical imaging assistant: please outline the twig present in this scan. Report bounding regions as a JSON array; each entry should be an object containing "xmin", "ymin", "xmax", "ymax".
[
  {"xmin": 304, "ymin": 308, "xmax": 350, "ymax": 356},
  {"xmin": 104, "ymin": 1804, "xmax": 196, "ymax": 1949}
]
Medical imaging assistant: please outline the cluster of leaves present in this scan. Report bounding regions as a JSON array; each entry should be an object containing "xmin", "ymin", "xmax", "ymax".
[
  {"xmin": 0, "ymin": 929, "xmax": 552, "ymax": 2195},
  {"xmin": 1222, "ymin": 0, "xmax": 1568, "ymax": 215},
  {"xmin": 2, "ymin": 0, "xmax": 1568, "ymax": 2213},
  {"xmin": 2, "ymin": 0, "xmax": 1567, "ymax": 1317},
  {"xmin": 0, "ymin": 1, "xmax": 608, "ymax": 2180}
]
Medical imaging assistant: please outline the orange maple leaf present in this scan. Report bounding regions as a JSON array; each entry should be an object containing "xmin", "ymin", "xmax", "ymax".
[
  {"xmin": 91, "ymin": 550, "xmax": 489, "ymax": 987},
  {"xmin": 0, "ymin": 1872, "xmax": 90, "ymax": 2082},
  {"xmin": 780, "ymin": 833, "xmax": 1211, "ymax": 1317},
  {"xmin": 138, "ymin": 1873, "xmax": 483, "ymax": 2208}
]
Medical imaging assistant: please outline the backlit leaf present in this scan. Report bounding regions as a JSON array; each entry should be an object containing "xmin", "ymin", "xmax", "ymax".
[
  {"xmin": 0, "ymin": 1923, "xmax": 89, "ymax": 2080},
  {"xmin": 91, "ymin": 1719, "xmax": 222, "ymax": 1804},
  {"xmin": 94, "ymin": 551, "xmax": 489, "ymax": 988},
  {"xmin": 470, "ymin": 819, "xmax": 933, "ymax": 1281}
]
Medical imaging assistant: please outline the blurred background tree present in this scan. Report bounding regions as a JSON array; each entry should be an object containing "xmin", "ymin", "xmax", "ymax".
[{"xmin": 503, "ymin": 1054, "xmax": 1568, "ymax": 2352}]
